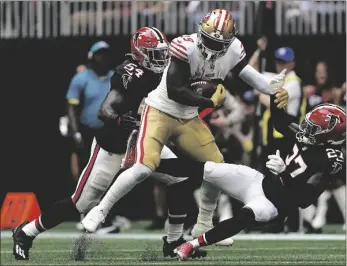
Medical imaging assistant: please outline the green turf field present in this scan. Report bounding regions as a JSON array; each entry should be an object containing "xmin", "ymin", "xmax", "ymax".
[
  {"xmin": 1, "ymin": 222, "xmax": 345, "ymax": 265},
  {"xmin": 1, "ymin": 238, "xmax": 346, "ymax": 265}
]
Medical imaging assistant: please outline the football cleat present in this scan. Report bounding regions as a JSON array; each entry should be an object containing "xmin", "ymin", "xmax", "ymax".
[
  {"xmin": 191, "ymin": 223, "xmax": 234, "ymax": 246},
  {"xmin": 174, "ymin": 242, "xmax": 194, "ymax": 261},
  {"xmin": 81, "ymin": 206, "xmax": 106, "ymax": 233},
  {"xmin": 12, "ymin": 221, "xmax": 34, "ymax": 260},
  {"xmin": 162, "ymin": 235, "xmax": 207, "ymax": 258}
]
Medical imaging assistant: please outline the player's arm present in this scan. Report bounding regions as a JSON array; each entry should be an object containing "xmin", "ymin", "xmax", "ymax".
[
  {"xmin": 270, "ymin": 93, "xmax": 297, "ymax": 137},
  {"xmin": 166, "ymin": 57, "xmax": 214, "ymax": 108},
  {"xmin": 98, "ymin": 73, "xmax": 137, "ymax": 128}
]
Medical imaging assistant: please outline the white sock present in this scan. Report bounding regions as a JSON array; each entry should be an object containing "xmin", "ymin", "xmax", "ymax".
[
  {"xmin": 98, "ymin": 164, "xmax": 152, "ymax": 214},
  {"xmin": 167, "ymin": 223, "xmax": 184, "ymax": 243},
  {"xmin": 22, "ymin": 218, "xmax": 45, "ymax": 237},
  {"xmin": 190, "ymin": 238, "xmax": 200, "ymax": 248},
  {"xmin": 332, "ymin": 186, "xmax": 346, "ymax": 222},
  {"xmin": 196, "ymin": 180, "xmax": 221, "ymax": 228}
]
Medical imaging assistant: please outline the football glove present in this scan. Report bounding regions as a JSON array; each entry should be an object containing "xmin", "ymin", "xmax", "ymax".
[
  {"xmin": 270, "ymin": 69, "xmax": 289, "ymax": 109},
  {"xmin": 266, "ymin": 150, "xmax": 286, "ymax": 175},
  {"xmin": 211, "ymin": 84, "xmax": 226, "ymax": 107}
]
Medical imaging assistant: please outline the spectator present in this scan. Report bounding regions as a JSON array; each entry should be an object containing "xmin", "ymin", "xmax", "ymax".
[
  {"xmin": 304, "ymin": 61, "xmax": 337, "ymax": 110},
  {"xmin": 66, "ymin": 41, "xmax": 113, "ymax": 176}
]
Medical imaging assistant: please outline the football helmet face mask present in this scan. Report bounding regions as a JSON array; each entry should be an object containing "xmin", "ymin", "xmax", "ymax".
[
  {"xmin": 296, "ymin": 104, "xmax": 346, "ymax": 146},
  {"xmin": 130, "ymin": 27, "xmax": 170, "ymax": 73},
  {"xmin": 197, "ymin": 9, "xmax": 237, "ymax": 61}
]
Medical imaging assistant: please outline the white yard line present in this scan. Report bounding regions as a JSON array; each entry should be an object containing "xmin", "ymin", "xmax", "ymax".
[{"xmin": 1, "ymin": 231, "xmax": 345, "ymax": 240}]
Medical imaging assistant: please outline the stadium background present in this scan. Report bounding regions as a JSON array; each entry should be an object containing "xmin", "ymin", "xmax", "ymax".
[{"xmin": 1, "ymin": 0, "xmax": 346, "ymax": 224}]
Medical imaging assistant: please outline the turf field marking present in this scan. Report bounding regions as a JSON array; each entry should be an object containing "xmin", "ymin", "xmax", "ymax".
[{"xmin": 0, "ymin": 231, "xmax": 345, "ymax": 240}]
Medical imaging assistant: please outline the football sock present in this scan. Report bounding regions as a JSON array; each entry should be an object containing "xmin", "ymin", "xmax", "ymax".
[
  {"xmin": 166, "ymin": 179, "xmax": 191, "ymax": 242},
  {"xmin": 98, "ymin": 163, "xmax": 152, "ymax": 214},
  {"xmin": 196, "ymin": 180, "xmax": 220, "ymax": 228},
  {"xmin": 23, "ymin": 198, "xmax": 77, "ymax": 237},
  {"xmin": 333, "ymin": 186, "xmax": 346, "ymax": 223},
  {"xmin": 193, "ymin": 207, "xmax": 255, "ymax": 247}
]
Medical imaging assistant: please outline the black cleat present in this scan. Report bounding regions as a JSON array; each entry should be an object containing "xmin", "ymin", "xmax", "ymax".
[
  {"xmin": 12, "ymin": 221, "xmax": 35, "ymax": 260},
  {"xmin": 162, "ymin": 235, "xmax": 207, "ymax": 259}
]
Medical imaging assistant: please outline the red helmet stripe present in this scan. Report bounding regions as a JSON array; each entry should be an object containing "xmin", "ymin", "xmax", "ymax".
[
  {"xmin": 221, "ymin": 11, "xmax": 231, "ymax": 32},
  {"xmin": 217, "ymin": 9, "xmax": 227, "ymax": 31}
]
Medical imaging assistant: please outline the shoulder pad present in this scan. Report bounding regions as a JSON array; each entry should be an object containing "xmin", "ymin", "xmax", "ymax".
[
  {"xmin": 325, "ymin": 147, "xmax": 345, "ymax": 175},
  {"xmin": 229, "ymin": 38, "xmax": 246, "ymax": 61},
  {"xmin": 169, "ymin": 34, "xmax": 196, "ymax": 62}
]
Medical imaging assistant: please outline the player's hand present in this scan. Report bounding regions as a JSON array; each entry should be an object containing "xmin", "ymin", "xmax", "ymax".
[
  {"xmin": 116, "ymin": 114, "xmax": 139, "ymax": 130},
  {"xmin": 211, "ymin": 84, "xmax": 226, "ymax": 107},
  {"xmin": 73, "ymin": 132, "xmax": 84, "ymax": 149},
  {"xmin": 274, "ymin": 88, "xmax": 289, "ymax": 109},
  {"xmin": 266, "ymin": 150, "xmax": 286, "ymax": 175}
]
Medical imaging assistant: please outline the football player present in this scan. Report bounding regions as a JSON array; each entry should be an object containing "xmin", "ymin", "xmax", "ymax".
[
  {"xmin": 82, "ymin": 9, "xmax": 289, "ymax": 245},
  {"xmin": 12, "ymin": 27, "xmax": 205, "ymax": 260},
  {"xmin": 173, "ymin": 93, "xmax": 346, "ymax": 261}
]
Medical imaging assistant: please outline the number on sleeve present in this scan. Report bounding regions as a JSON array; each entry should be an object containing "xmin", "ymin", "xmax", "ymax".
[
  {"xmin": 124, "ymin": 63, "xmax": 143, "ymax": 78},
  {"xmin": 285, "ymin": 144, "xmax": 308, "ymax": 178},
  {"xmin": 182, "ymin": 36, "xmax": 194, "ymax": 42},
  {"xmin": 326, "ymin": 148, "xmax": 344, "ymax": 162}
]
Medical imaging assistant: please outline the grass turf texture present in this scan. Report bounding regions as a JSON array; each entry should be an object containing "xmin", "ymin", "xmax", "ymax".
[{"xmin": 1, "ymin": 237, "xmax": 345, "ymax": 265}]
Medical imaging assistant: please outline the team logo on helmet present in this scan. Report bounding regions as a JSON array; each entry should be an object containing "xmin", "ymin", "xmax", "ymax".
[{"xmin": 325, "ymin": 114, "xmax": 341, "ymax": 132}]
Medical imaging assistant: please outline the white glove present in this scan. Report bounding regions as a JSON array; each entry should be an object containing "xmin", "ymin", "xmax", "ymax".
[
  {"xmin": 266, "ymin": 150, "xmax": 286, "ymax": 175},
  {"xmin": 269, "ymin": 69, "xmax": 287, "ymax": 94}
]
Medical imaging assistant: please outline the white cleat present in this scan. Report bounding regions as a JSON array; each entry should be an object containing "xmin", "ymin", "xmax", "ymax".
[
  {"xmin": 81, "ymin": 206, "xmax": 106, "ymax": 233},
  {"xmin": 191, "ymin": 223, "xmax": 234, "ymax": 247}
]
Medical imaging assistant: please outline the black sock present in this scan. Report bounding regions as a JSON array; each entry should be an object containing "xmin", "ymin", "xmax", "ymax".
[
  {"xmin": 40, "ymin": 198, "xmax": 78, "ymax": 230},
  {"xmin": 204, "ymin": 207, "xmax": 255, "ymax": 245}
]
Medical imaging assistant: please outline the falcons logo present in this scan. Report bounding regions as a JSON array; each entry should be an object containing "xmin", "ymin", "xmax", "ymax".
[{"xmin": 325, "ymin": 114, "xmax": 341, "ymax": 132}]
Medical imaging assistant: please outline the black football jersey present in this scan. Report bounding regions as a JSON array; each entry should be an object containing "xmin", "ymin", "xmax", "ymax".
[
  {"xmin": 95, "ymin": 58, "xmax": 161, "ymax": 154},
  {"xmin": 262, "ymin": 96, "xmax": 346, "ymax": 215}
]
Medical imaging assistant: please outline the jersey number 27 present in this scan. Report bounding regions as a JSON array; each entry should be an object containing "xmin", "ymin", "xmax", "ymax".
[{"xmin": 285, "ymin": 144, "xmax": 308, "ymax": 178}]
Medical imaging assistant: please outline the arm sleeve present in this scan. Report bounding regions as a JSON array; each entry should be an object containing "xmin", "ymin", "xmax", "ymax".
[
  {"xmin": 270, "ymin": 94, "xmax": 296, "ymax": 137},
  {"xmin": 66, "ymin": 73, "xmax": 84, "ymax": 105},
  {"xmin": 237, "ymin": 64, "xmax": 272, "ymax": 95},
  {"xmin": 284, "ymin": 80, "xmax": 301, "ymax": 117}
]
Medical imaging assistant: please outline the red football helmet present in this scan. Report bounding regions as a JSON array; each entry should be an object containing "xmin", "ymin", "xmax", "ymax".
[
  {"xmin": 130, "ymin": 27, "xmax": 169, "ymax": 73},
  {"xmin": 296, "ymin": 104, "xmax": 346, "ymax": 146}
]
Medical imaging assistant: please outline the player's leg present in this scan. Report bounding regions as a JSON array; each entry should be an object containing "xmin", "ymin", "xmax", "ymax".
[
  {"xmin": 332, "ymin": 185, "xmax": 346, "ymax": 230},
  {"xmin": 13, "ymin": 139, "xmax": 123, "ymax": 260},
  {"xmin": 82, "ymin": 106, "xmax": 173, "ymax": 232},
  {"xmin": 311, "ymin": 190, "xmax": 331, "ymax": 231},
  {"xmin": 151, "ymin": 146, "xmax": 206, "ymax": 258},
  {"xmin": 172, "ymin": 117, "xmax": 226, "ymax": 243},
  {"xmin": 174, "ymin": 162, "xmax": 278, "ymax": 260}
]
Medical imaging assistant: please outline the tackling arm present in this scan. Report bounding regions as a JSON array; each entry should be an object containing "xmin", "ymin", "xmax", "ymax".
[
  {"xmin": 166, "ymin": 57, "xmax": 214, "ymax": 108},
  {"xmin": 98, "ymin": 89, "xmax": 126, "ymax": 123}
]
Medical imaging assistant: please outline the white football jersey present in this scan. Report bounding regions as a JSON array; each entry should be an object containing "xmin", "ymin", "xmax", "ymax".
[{"xmin": 145, "ymin": 33, "xmax": 246, "ymax": 119}]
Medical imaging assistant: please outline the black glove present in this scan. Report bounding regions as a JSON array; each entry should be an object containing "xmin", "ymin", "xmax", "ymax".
[{"xmin": 116, "ymin": 114, "xmax": 139, "ymax": 130}]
